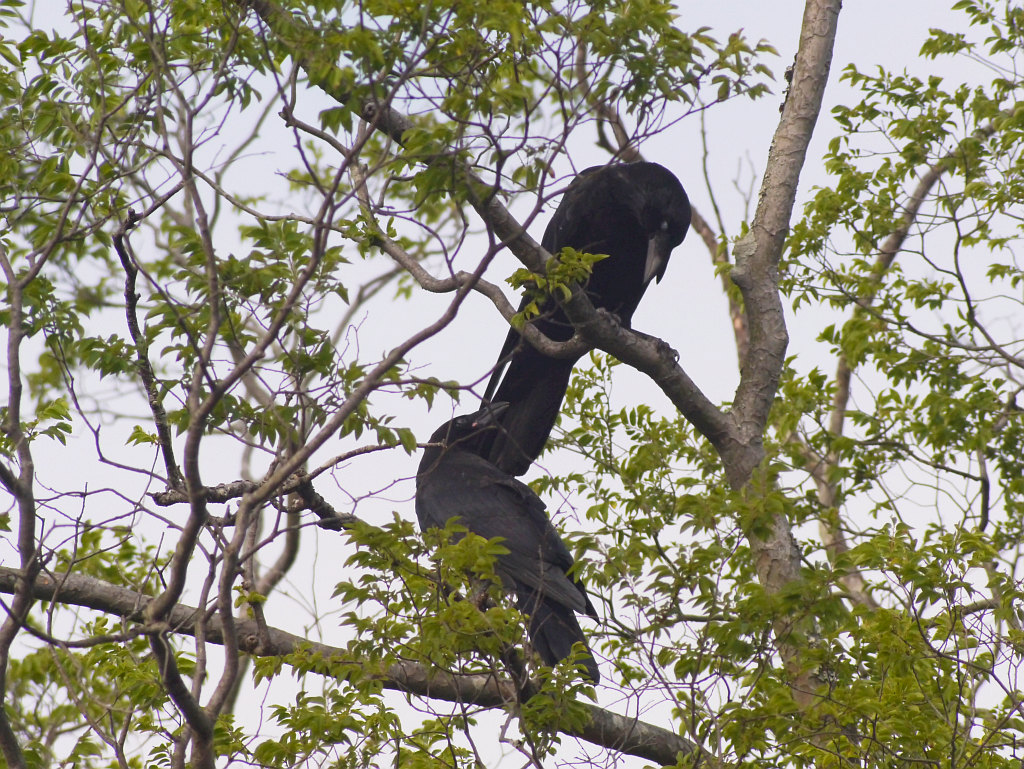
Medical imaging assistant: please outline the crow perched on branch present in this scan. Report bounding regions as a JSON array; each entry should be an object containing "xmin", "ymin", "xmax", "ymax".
[
  {"xmin": 415, "ymin": 403, "xmax": 600, "ymax": 682},
  {"xmin": 482, "ymin": 162, "xmax": 691, "ymax": 475}
]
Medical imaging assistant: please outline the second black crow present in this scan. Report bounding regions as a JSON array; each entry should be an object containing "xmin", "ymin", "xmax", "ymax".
[{"xmin": 415, "ymin": 403, "xmax": 600, "ymax": 682}]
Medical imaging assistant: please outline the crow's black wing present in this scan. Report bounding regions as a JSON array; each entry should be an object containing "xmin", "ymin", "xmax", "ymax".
[{"xmin": 415, "ymin": 449, "xmax": 589, "ymax": 615}]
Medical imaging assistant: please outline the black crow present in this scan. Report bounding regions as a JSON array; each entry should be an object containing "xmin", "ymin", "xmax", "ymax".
[
  {"xmin": 482, "ymin": 162, "xmax": 691, "ymax": 475},
  {"xmin": 415, "ymin": 403, "xmax": 600, "ymax": 682}
]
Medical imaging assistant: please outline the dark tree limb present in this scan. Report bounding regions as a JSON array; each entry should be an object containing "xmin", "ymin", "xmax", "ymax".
[
  {"xmin": 141, "ymin": 141, "xmax": 231, "ymax": 769},
  {"xmin": 0, "ymin": 567, "xmax": 719, "ymax": 768},
  {"xmin": 114, "ymin": 212, "xmax": 184, "ymax": 490}
]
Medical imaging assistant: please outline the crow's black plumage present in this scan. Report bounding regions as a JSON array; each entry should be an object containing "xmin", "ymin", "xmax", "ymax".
[
  {"xmin": 415, "ymin": 403, "xmax": 600, "ymax": 682},
  {"xmin": 482, "ymin": 162, "xmax": 691, "ymax": 475}
]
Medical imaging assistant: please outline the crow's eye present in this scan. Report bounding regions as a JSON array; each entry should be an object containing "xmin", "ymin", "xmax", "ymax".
[{"xmin": 660, "ymin": 220, "xmax": 670, "ymax": 232}]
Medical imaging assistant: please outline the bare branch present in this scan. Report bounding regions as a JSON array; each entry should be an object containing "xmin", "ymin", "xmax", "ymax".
[
  {"xmin": 347, "ymin": 163, "xmax": 589, "ymax": 360},
  {"xmin": 828, "ymin": 119, "xmax": 1002, "ymax": 443},
  {"xmin": 792, "ymin": 117, "xmax": 1007, "ymax": 614}
]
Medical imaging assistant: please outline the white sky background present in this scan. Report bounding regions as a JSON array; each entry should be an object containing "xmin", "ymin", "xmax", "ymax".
[{"xmin": 1, "ymin": 0, "xmax": 994, "ymax": 764}]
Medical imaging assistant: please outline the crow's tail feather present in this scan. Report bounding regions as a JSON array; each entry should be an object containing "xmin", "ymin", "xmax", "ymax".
[{"xmin": 518, "ymin": 591, "xmax": 599, "ymax": 683}]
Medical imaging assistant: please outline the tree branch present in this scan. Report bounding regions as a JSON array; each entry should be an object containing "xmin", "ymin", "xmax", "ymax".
[
  {"xmin": 729, "ymin": 0, "xmax": 838, "ymax": 482},
  {"xmin": 347, "ymin": 163, "xmax": 589, "ymax": 361},
  {"xmin": 0, "ymin": 240, "xmax": 37, "ymax": 769},
  {"xmin": 114, "ymin": 211, "xmax": 184, "ymax": 490},
  {"xmin": 723, "ymin": 0, "xmax": 841, "ymax": 709},
  {"xmin": 0, "ymin": 567, "xmax": 718, "ymax": 767}
]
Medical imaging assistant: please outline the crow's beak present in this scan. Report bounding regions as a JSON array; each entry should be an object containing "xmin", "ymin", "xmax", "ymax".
[
  {"xmin": 643, "ymin": 231, "xmax": 672, "ymax": 285},
  {"xmin": 473, "ymin": 401, "xmax": 510, "ymax": 428}
]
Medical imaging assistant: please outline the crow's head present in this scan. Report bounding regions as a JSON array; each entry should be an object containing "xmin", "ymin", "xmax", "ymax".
[{"xmin": 631, "ymin": 163, "xmax": 691, "ymax": 284}]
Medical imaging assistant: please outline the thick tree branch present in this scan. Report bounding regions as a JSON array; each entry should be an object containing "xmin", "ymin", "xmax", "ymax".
[
  {"xmin": 557, "ymin": 0, "xmax": 846, "ymax": 486},
  {"xmin": 719, "ymin": 0, "xmax": 841, "ymax": 710},
  {"xmin": 733, "ymin": 0, "xmax": 837, "ymax": 534},
  {"xmin": 730, "ymin": 0, "xmax": 838, "ymax": 484},
  {"xmin": 573, "ymin": 307, "xmax": 734, "ymax": 448},
  {"xmin": 0, "ymin": 567, "xmax": 717, "ymax": 767}
]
